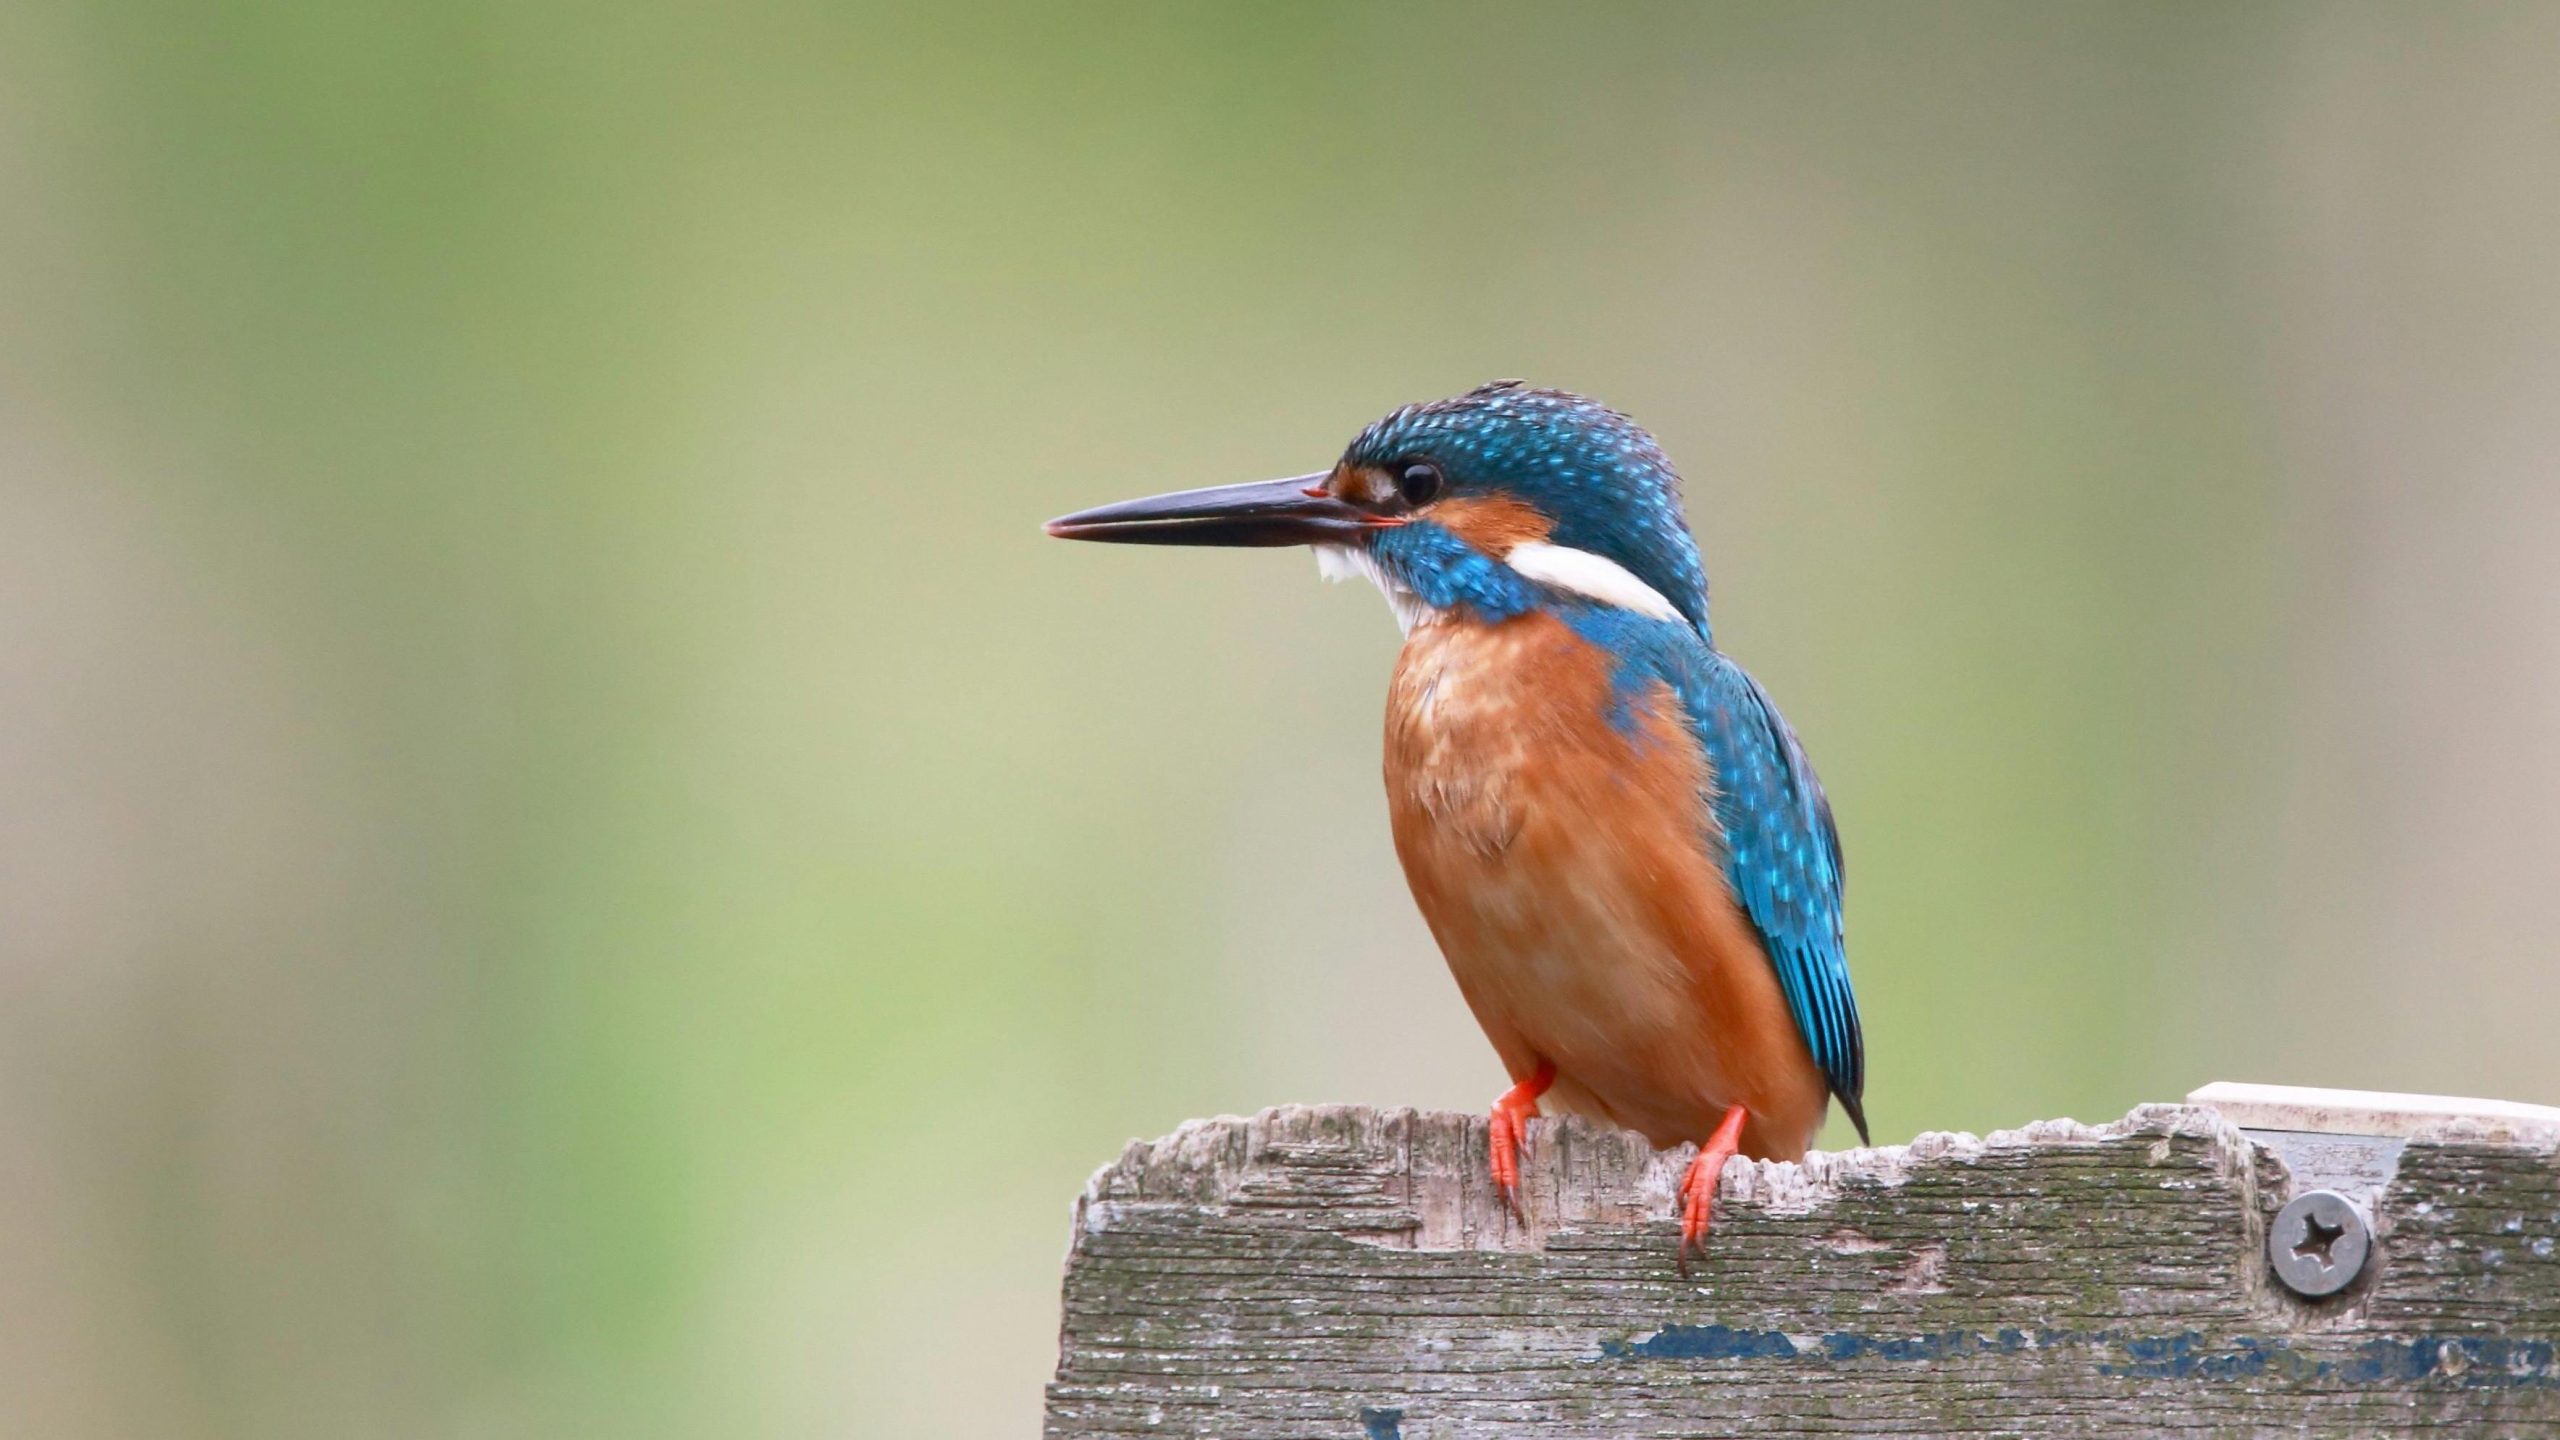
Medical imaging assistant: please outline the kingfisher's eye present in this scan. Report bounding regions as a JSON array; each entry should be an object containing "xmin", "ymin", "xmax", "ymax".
[{"xmin": 1394, "ymin": 460, "xmax": 1443, "ymax": 506}]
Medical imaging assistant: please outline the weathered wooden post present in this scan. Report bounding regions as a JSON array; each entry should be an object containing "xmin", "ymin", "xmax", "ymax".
[{"xmin": 1048, "ymin": 1084, "xmax": 2560, "ymax": 1437}]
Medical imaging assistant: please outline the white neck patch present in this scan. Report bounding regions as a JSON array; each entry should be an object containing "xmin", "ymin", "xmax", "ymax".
[
  {"xmin": 1501, "ymin": 541, "xmax": 1685, "ymax": 622},
  {"xmin": 1315, "ymin": 543, "xmax": 1431, "ymax": 635},
  {"xmin": 1316, "ymin": 538, "xmax": 1686, "ymax": 633}
]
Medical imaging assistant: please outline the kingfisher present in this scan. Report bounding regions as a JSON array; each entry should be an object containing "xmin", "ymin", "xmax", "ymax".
[{"xmin": 1046, "ymin": 382, "xmax": 1864, "ymax": 1261}]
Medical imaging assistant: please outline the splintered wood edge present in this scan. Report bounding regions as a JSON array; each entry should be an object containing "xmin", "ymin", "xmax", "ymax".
[
  {"xmin": 1054, "ymin": 1102, "xmax": 2560, "ymax": 1436},
  {"xmin": 1067, "ymin": 1102, "xmax": 2319, "ymax": 1255}
]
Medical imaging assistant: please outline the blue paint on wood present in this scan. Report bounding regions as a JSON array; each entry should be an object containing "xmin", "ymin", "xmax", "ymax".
[
  {"xmin": 1601, "ymin": 1324, "xmax": 2559, "ymax": 1389},
  {"xmin": 2091, "ymin": 1330, "xmax": 2559, "ymax": 1388},
  {"xmin": 2099, "ymin": 1332, "xmax": 2280, "ymax": 1380},
  {"xmin": 2334, "ymin": 1335, "xmax": 2558, "ymax": 1388},
  {"xmin": 1356, "ymin": 1404, "xmax": 1404, "ymax": 1440},
  {"xmin": 1603, "ymin": 1324, "xmax": 1799, "ymax": 1360}
]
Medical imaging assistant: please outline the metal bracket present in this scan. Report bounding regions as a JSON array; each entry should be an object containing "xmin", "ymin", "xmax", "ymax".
[{"xmin": 2189, "ymin": 1080, "xmax": 2560, "ymax": 1299}]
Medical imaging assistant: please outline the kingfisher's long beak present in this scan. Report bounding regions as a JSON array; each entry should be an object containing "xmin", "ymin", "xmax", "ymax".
[{"xmin": 1044, "ymin": 473, "xmax": 1378, "ymax": 547}]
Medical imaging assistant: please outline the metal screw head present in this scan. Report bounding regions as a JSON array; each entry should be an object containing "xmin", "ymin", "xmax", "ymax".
[{"xmin": 2269, "ymin": 1189, "xmax": 2370, "ymax": 1297}]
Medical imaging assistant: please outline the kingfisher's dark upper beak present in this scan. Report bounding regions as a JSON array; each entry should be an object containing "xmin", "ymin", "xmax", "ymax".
[{"xmin": 1044, "ymin": 473, "xmax": 1381, "ymax": 547}]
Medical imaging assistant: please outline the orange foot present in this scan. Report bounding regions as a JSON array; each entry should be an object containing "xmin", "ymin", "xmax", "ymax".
[
  {"xmin": 1677, "ymin": 1103, "xmax": 1751, "ymax": 1275},
  {"xmin": 1487, "ymin": 1060, "xmax": 1556, "ymax": 1219}
]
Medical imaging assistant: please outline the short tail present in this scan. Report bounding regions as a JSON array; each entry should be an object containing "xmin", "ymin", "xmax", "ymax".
[{"xmin": 1836, "ymin": 1091, "xmax": 1871, "ymax": 1147}]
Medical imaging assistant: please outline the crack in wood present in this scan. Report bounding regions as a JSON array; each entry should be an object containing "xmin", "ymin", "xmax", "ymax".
[{"xmin": 1051, "ymin": 1102, "xmax": 2560, "ymax": 1437}]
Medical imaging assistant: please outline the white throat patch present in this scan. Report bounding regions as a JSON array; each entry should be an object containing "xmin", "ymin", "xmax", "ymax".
[
  {"xmin": 1315, "ymin": 543, "xmax": 1431, "ymax": 635},
  {"xmin": 1501, "ymin": 541, "xmax": 1685, "ymax": 621}
]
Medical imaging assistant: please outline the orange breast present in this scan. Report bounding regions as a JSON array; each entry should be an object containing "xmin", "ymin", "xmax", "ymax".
[{"xmin": 1383, "ymin": 610, "xmax": 1828, "ymax": 1160}]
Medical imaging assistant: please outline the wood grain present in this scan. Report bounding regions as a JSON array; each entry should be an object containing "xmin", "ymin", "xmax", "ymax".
[{"xmin": 1048, "ymin": 1103, "xmax": 2560, "ymax": 1437}]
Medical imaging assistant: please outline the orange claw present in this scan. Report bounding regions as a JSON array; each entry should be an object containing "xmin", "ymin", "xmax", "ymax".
[
  {"xmin": 1487, "ymin": 1061, "xmax": 1556, "ymax": 1218},
  {"xmin": 1678, "ymin": 1103, "xmax": 1751, "ymax": 1274}
]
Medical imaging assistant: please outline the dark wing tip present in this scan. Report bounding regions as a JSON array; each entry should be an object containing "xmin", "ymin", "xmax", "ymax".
[{"xmin": 1836, "ymin": 1091, "xmax": 1871, "ymax": 1147}]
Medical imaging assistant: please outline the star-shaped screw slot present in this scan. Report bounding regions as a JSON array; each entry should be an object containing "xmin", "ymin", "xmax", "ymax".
[{"xmin": 2293, "ymin": 1212, "xmax": 2348, "ymax": 1269}]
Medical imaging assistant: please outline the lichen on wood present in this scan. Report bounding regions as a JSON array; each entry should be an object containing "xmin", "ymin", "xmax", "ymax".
[{"xmin": 1048, "ymin": 1103, "xmax": 2560, "ymax": 1437}]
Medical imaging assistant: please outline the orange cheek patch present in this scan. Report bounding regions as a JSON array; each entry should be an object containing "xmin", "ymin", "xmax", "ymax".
[{"xmin": 1429, "ymin": 495, "xmax": 1553, "ymax": 553}]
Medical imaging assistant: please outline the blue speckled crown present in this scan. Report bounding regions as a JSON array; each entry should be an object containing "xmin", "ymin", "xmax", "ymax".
[{"xmin": 1342, "ymin": 381, "xmax": 1713, "ymax": 638}]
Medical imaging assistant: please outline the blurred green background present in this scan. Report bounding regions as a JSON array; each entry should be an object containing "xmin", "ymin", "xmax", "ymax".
[{"xmin": 7, "ymin": 2, "xmax": 2560, "ymax": 1435}]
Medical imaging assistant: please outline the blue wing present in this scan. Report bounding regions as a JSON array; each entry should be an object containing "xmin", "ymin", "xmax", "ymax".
[
  {"xmin": 1685, "ymin": 654, "xmax": 1866, "ymax": 1142},
  {"xmin": 1552, "ymin": 605, "xmax": 1867, "ymax": 1141}
]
